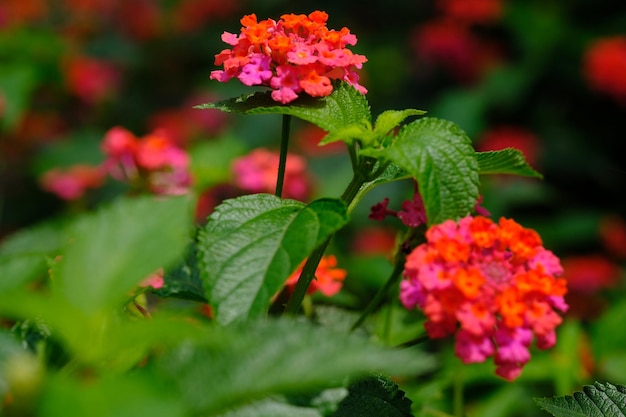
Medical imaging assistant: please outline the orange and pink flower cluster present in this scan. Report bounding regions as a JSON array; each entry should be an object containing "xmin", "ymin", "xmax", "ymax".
[
  {"xmin": 400, "ymin": 215, "xmax": 568, "ymax": 380},
  {"xmin": 210, "ymin": 11, "xmax": 367, "ymax": 103}
]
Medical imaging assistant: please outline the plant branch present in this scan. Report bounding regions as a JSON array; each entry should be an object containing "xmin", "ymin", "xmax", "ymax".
[
  {"xmin": 275, "ymin": 114, "xmax": 292, "ymax": 198},
  {"xmin": 284, "ymin": 167, "xmax": 369, "ymax": 315}
]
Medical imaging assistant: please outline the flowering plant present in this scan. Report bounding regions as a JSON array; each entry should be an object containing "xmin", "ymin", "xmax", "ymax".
[{"xmin": 1, "ymin": 3, "xmax": 626, "ymax": 417}]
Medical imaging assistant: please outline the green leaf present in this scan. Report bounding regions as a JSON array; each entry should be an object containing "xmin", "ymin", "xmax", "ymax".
[
  {"xmin": 0, "ymin": 219, "xmax": 66, "ymax": 292},
  {"xmin": 0, "ymin": 65, "xmax": 37, "ymax": 131},
  {"xmin": 476, "ymin": 149, "xmax": 543, "ymax": 178},
  {"xmin": 39, "ymin": 372, "xmax": 185, "ymax": 417},
  {"xmin": 373, "ymin": 109, "xmax": 426, "ymax": 137},
  {"xmin": 216, "ymin": 397, "xmax": 324, "ymax": 417},
  {"xmin": 196, "ymin": 81, "xmax": 372, "ymax": 137},
  {"xmin": 534, "ymin": 382, "xmax": 626, "ymax": 417},
  {"xmin": 197, "ymin": 194, "xmax": 348, "ymax": 325},
  {"xmin": 54, "ymin": 195, "xmax": 192, "ymax": 314},
  {"xmin": 153, "ymin": 241, "xmax": 207, "ymax": 303},
  {"xmin": 332, "ymin": 374, "xmax": 414, "ymax": 417},
  {"xmin": 363, "ymin": 117, "xmax": 479, "ymax": 225},
  {"xmin": 318, "ymin": 122, "xmax": 372, "ymax": 146},
  {"xmin": 154, "ymin": 318, "xmax": 435, "ymax": 415}
]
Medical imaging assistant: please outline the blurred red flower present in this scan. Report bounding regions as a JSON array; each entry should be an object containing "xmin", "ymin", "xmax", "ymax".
[
  {"xmin": 599, "ymin": 215, "xmax": 626, "ymax": 259},
  {"xmin": 63, "ymin": 55, "xmax": 121, "ymax": 104},
  {"xmin": 437, "ymin": 0, "xmax": 503, "ymax": 24},
  {"xmin": 584, "ymin": 36, "xmax": 626, "ymax": 102},
  {"xmin": 561, "ymin": 254, "xmax": 620, "ymax": 294},
  {"xmin": 477, "ymin": 126, "xmax": 541, "ymax": 168},
  {"xmin": 0, "ymin": 0, "xmax": 48, "ymax": 27}
]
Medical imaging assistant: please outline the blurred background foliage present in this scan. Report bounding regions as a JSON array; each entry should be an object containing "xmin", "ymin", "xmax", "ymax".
[{"xmin": 1, "ymin": 0, "xmax": 626, "ymax": 416}]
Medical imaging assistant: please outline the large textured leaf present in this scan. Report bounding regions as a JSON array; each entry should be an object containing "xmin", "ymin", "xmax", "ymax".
[
  {"xmin": 153, "ymin": 318, "xmax": 435, "ymax": 415},
  {"xmin": 476, "ymin": 149, "xmax": 543, "ymax": 178},
  {"xmin": 197, "ymin": 194, "xmax": 348, "ymax": 325},
  {"xmin": 363, "ymin": 117, "xmax": 479, "ymax": 225},
  {"xmin": 535, "ymin": 382, "xmax": 626, "ymax": 417},
  {"xmin": 196, "ymin": 81, "xmax": 372, "ymax": 136},
  {"xmin": 332, "ymin": 374, "xmax": 414, "ymax": 417},
  {"xmin": 54, "ymin": 195, "xmax": 192, "ymax": 314}
]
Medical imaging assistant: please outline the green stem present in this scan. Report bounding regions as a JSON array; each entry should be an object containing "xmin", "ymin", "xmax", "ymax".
[
  {"xmin": 350, "ymin": 254, "xmax": 405, "ymax": 332},
  {"xmin": 284, "ymin": 168, "xmax": 369, "ymax": 315},
  {"xmin": 275, "ymin": 114, "xmax": 292, "ymax": 198},
  {"xmin": 453, "ymin": 362, "xmax": 465, "ymax": 417}
]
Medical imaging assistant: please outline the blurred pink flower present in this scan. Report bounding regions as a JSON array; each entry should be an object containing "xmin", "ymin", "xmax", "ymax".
[
  {"xmin": 39, "ymin": 164, "xmax": 105, "ymax": 200},
  {"xmin": 210, "ymin": 11, "xmax": 367, "ymax": 103},
  {"xmin": 584, "ymin": 36, "xmax": 626, "ymax": 102},
  {"xmin": 116, "ymin": 0, "xmax": 162, "ymax": 40},
  {"xmin": 477, "ymin": 126, "xmax": 541, "ymax": 168},
  {"xmin": 101, "ymin": 126, "xmax": 192, "ymax": 195},
  {"xmin": 231, "ymin": 148, "xmax": 313, "ymax": 201},
  {"xmin": 140, "ymin": 268, "xmax": 165, "ymax": 289},
  {"xmin": 285, "ymin": 254, "xmax": 347, "ymax": 297},
  {"xmin": 63, "ymin": 55, "xmax": 121, "ymax": 104},
  {"xmin": 400, "ymin": 216, "xmax": 568, "ymax": 380}
]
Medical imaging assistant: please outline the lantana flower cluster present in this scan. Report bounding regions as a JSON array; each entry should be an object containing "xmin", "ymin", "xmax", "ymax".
[
  {"xmin": 101, "ymin": 126, "xmax": 192, "ymax": 196},
  {"xmin": 210, "ymin": 10, "xmax": 367, "ymax": 104},
  {"xmin": 400, "ymin": 215, "xmax": 568, "ymax": 380}
]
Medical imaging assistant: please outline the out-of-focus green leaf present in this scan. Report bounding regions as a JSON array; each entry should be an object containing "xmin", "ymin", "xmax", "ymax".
[
  {"xmin": 196, "ymin": 82, "xmax": 372, "ymax": 138},
  {"xmin": 153, "ymin": 242, "xmax": 207, "ymax": 303},
  {"xmin": 39, "ymin": 372, "xmax": 185, "ymax": 417},
  {"xmin": 0, "ymin": 219, "xmax": 67, "ymax": 292},
  {"xmin": 363, "ymin": 117, "xmax": 479, "ymax": 225},
  {"xmin": 476, "ymin": 149, "xmax": 543, "ymax": 178},
  {"xmin": 332, "ymin": 374, "xmax": 414, "ymax": 417},
  {"xmin": 154, "ymin": 318, "xmax": 435, "ymax": 415},
  {"xmin": 189, "ymin": 134, "xmax": 246, "ymax": 190},
  {"xmin": 216, "ymin": 397, "xmax": 324, "ymax": 417},
  {"xmin": 54, "ymin": 195, "xmax": 192, "ymax": 314},
  {"xmin": 197, "ymin": 194, "xmax": 348, "ymax": 325},
  {"xmin": 0, "ymin": 66, "xmax": 37, "ymax": 131},
  {"xmin": 534, "ymin": 382, "xmax": 626, "ymax": 417}
]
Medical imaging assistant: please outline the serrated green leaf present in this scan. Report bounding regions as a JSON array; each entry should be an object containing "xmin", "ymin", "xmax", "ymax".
[
  {"xmin": 197, "ymin": 194, "xmax": 348, "ymax": 325},
  {"xmin": 54, "ymin": 195, "xmax": 192, "ymax": 314},
  {"xmin": 332, "ymin": 374, "xmax": 414, "ymax": 417},
  {"xmin": 373, "ymin": 109, "xmax": 426, "ymax": 136},
  {"xmin": 195, "ymin": 81, "xmax": 371, "ymax": 136},
  {"xmin": 476, "ymin": 149, "xmax": 543, "ymax": 178},
  {"xmin": 535, "ymin": 382, "xmax": 626, "ymax": 417},
  {"xmin": 362, "ymin": 117, "xmax": 479, "ymax": 225},
  {"xmin": 154, "ymin": 318, "xmax": 435, "ymax": 415}
]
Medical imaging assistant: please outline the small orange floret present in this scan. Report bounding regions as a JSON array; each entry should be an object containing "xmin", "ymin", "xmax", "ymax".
[
  {"xmin": 469, "ymin": 216, "xmax": 496, "ymax": 248},
  {"xmin": 435, "ymin": 237, "xmax": 471, "ymax": 263},
  {"xmin": 453, "ymin": 268, "xmax": 485, "ymax": 298}
]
